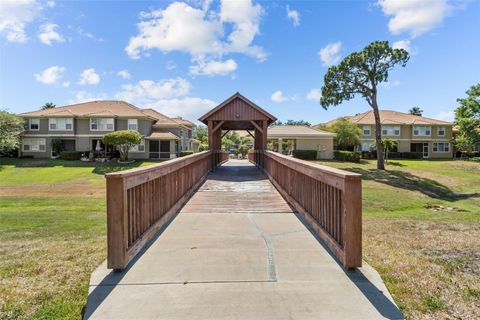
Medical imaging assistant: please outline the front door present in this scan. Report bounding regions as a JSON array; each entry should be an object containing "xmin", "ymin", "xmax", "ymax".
[{"xmin": 423, "ymin": 143, "xmax": 429, "ymax": 159}]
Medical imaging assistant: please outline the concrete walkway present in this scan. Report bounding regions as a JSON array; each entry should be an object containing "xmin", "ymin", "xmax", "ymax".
[{"xmin": 85, "ymin": 160, "xmax": 402, "ymax": 320}]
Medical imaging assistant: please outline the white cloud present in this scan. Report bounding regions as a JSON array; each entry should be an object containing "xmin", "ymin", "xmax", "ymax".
[
  {"xmin": 115, "ymin": 77, "xmax": 214, "ymax": 120},
  {"xmin": 380, "ymin": 80, "xmax": 401, "ymax": 89},
  {"xmin": 286, "ymin": 5, "xmax": 300, "ymax": 27},
  {"xmin": 76, "ymin": 27, "xmax": 104, "ymax": 42},
  {"xmin": 306, "ymin": 89, "xmax": 321, "ymax": 101},
  {"xmin": 189, "ymin": 58, "xmax": 237, "ymax": 76},
  {"xmin": 378, "ymin": 0, "xmax": 451, "ymax": 38},
  {"xmin": 34, "ymin": 66, "xmax": 65, "ymax": 84},
  {"xmin": 78, "ymin": 68, "xmax": 100, "ymax": 85},
  {"xmin": 117, "ymin": 70, "xmax": 131, "ymax": 79},
  {"xmin": 433, "ymin": 111, "xmax": 455, "ymax": 122},
  {"xmin": 68, "ymin": 91, "xmax": 108, "ymax": 104},
  {"xmin": 0, "ymin": 0, "xmax": 42, "ymax": 43},
  {"xmin": 116, "ymin": 78, "xmax": 191, "ymax": 103},
  {"xmin": 125, "ymin": 0, "xmax": 266, "ymax": 63},
  {"xmin": 46, "ymin": 1, "xmax": 55, "ymax": 8},
  {"xmin": 38, "ymin": 23, "xmax": 65, "ymax": 46},
  {"xmin": 62, "ymin": 81, "xmax": 70, "ymax": 87},
  {"xmin": 166, "ymin": 60, "xmax": 177, "ymax": 70},
  {"xmin": 271, "ymin": 90, "xmax": 288, "ymax": 103},
  {"xmin": 145, "ymin": 97, "xmax": 216, "ymax": 121},
  {"xmin": 392, "ymin": 39, "xmax": 411, "ymax": 51},
  {"xmin": 318, "ymin": 41, "xmax": 342, "ymax": 67}
]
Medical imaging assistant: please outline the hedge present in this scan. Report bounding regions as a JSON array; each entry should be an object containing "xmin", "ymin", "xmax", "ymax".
[
  {"xmin": 60, "ymin": 151, "xmax": 82, "ymax": 160},
  {"xmin": 361, "ymin": 151, "xmax": 423, "ymax": 159},
  {"xmin": 179, "ymin": 150, "xmax": 194, "ymax": 157},
  {"xmin": 292, "ymin": 150, "xmax": 317, "ymax": 160},
  {"xmin": 334, "ymin": 150, "xmax": 360, "ymax": 162}
]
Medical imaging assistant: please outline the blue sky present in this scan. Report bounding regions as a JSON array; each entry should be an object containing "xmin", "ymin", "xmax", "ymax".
[{"xmin": 1, "ymin": 0, "xmax": 479, "ymax": 124}]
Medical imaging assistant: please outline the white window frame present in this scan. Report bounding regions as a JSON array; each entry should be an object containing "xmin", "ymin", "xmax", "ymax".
[
  {"xmin": 413, "ymin": 125, "xmax": 431, "ymax": 136},
  {"xmin": 381, "ymin": 125, "xmax": 400, "ymax": 136},
  {"xmin": 437, "ymin": 126, "xmax": 446, "ymax": 136},
  {"xmin": 90, "ymin": 118, "xmax": 114, "ymax": 131},
  {"xmin": 433, "ymin": 142, "xmax": 450, "ymax": 153},
  {"xmin": 128, "ymin": 119, "xmax": 138, "ymax": 131},
  {"xmin": 29, "ymin": 118, "xmax": 40, "ymax": 131},
  {"xmin": 130, "ymin": 139, "xmax": 145, "ymax": 153},
  {"xmin": 49, "ymin": 118, "xmax": 73, "ymax": 131},
  {"xmin": 362, "ymin": 126, "xmax": 371, "ymax": 136},
  {"xmin": 22, "ymin": 138, "xmax": 46, "ymax": 152}
]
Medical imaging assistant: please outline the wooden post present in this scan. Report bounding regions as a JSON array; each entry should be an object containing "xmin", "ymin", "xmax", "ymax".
[
  {"xmin": 106, "ymin": 175, "xmax": 127, "ymax": 270},
  {"xmin": 343, "ymin": 177, "xmax": 362, "ymax": 268},
  {"xmin": 262, "ymin": 120, "xmax": 268, "ymax": 150}
]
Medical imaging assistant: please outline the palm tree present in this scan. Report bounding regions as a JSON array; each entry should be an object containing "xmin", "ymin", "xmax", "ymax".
[
  {"xmin": 381, "ymin": 138, "xmax": 398, "ymax": 164},
  {"xmin": 41, "ymin": 102, "xmax": 56, "ymax": 110},
  {"xmin": 408, "ymin": 106, "xmax": 423, "ymax": 116}
]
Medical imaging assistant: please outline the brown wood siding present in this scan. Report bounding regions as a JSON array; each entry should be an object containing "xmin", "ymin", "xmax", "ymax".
[{"xmin": 206, "ymin": 98, "xmax": 270, "ymax": 121}]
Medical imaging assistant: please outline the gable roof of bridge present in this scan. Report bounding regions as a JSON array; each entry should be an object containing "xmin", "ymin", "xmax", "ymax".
[{"xmin": 198, "ymin": 92, "xmax": 277, "ymax": 125}]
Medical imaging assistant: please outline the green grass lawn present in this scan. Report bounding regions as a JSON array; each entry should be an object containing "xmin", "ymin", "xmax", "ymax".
[
  {"xmin": 313, "ymin": 159, "xmax": 480, "ymax": 319},
  {"xmin": 0, "ymin": 158, "xmax": 160, "ymax": 320},
  {"xmin": 1, "ymin": 158, "xmax": 479, "ymax": 319}
]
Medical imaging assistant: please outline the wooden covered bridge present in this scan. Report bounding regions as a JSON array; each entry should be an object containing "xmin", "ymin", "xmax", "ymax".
[{"xmin": 85, "ymin": 93, "xmax": 402, "ymax": 319}]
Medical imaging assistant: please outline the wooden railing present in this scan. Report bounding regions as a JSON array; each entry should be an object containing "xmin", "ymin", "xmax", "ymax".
[
  {"xmin": 214, "ymin": 150, "xmax": 229, "ymax": 167},
  {"xmin": 255, "ymin": 150, "xmax": 362, "ymax": 269},
  {"xmin": 106, "ymin": 150, "xmax": 218, "ymax": 270}
]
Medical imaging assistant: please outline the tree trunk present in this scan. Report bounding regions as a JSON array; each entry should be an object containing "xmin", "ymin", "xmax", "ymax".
[{"xmin": 371, "ymin": 98, "xmax": 385, "ymax": 170}]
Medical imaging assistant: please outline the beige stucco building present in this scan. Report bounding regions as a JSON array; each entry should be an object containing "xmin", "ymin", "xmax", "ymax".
[
  {"xmin": 267, "ymin": 125, "xmax": 336, "ymax": 159},
  {"xmin": 326, "ymin": 110, "xmax": 454, "ymax": 159}
]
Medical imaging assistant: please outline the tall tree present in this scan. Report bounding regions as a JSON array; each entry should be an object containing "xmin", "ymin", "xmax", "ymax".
[
  {"xmin": 331, "ymin": 118, "xmax": 361, "ymax": 150},
  {"xmin": 320, "ymin": 41, "xmax": 409, "ymax": 169},
  {"xmin": 41, "ymin": 102, "xmax": 56, "ymax": 110},
  {"xmin": 0, "ymin": 110, "xmax": 25, "ymax": 154},
  {"xmin": 455, "ymin": 84, "xmax": 480, "ymax": 154},
  {"xmin": 408, "ymin": 106, "xmax": 423, "ymax": 116}
]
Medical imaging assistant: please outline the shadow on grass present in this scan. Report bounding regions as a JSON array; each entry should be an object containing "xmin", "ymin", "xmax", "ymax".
[
  {"xmin": 344, "ymin": 167, "xmax": 479, "ymax": 201},
  {"xmin": 0, "ymin": 157, "xmax": 166, "ymax": 175}
]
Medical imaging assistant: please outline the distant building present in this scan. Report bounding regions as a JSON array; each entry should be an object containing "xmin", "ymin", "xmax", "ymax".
[
  {"xmin": 324, "ymin": 110, "xmax": 454, "ymax": 159},
  {"xmin": 19, "ymin": 100, "xmax": 199, "ymax": 159},
  {"xmin": 267, "ymin": 125, "xmax": 336, "ymax": 159}
]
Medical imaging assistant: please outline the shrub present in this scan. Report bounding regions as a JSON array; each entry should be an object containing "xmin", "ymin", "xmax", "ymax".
[
  {"xmin": 60, "ymin": 151, "xmax": 82, "ymax": 160},
  {"xmin": 334, "ymin": 150, "xmax": 360, "ymax": 162},
  {"xmin": 179, "ymin": 150, "xmax": 194, "ymax": 157},
  {"xmin": 467, "ymin": 157, "xmax": 480, "ymax": 162},
  {"xmin": 103, "ymin": 130, "xmax": 141, "ymax": 162},
  {"xmin": 292, "ymin": 150, "xmax": 317, "ymax": 160}
]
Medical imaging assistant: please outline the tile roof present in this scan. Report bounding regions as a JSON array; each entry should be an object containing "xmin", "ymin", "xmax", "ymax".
[
  {"xmin": 145, "ymin": 131, "xmax": 179, "ymax": 140},
  {"xmin": 20, "ymin": 100, "xmax": 152, "ymax": 118},
  {"xmin": 325, "ymin": 110, "xmax": 453, "ymax": 126},
  {"xmin": 172, "ymin": 117, "xmax": 196, "ymax": 127},
  {"xmin": 267, "ymin": 125, "xmax": 336, "ymax": 138}
]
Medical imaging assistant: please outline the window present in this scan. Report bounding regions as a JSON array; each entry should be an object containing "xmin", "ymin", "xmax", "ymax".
[
  {"xmin": 130, "ymin": 140, "xmax": 145, "ymax": 152},
  {"xmin": 433, "ymin": 142, "xmax": 450, "ymax": 152},
  {"xmin": 128, "ymin": 119, "xmax": 138, "ymax": 131},
  {"xmin": 361, "ymin": 142, "xmax": 372, "ymax": 151},
  {"xmin": 49, "ymin": 118, "xmax": 73, "ymax": 131},
  {"xmin": 29, "ymin": 118, "xmax": 40, "ymax": 130},
  {"xmin": 437, "ymin": 126, "xmax": 446, "ymax": 136},
  {"xmin": 381, "ymin": 125, "xmax": 400, "ymax": 136},
  {"xmin": 413, "ymin": 125, "xmax": 431, "ymax": 136},
  {"xmin": 90, "ymin": 118, "xmax": 114, "ymax": 131},
  {"xmin": 362, "ymin": 126, "xmax": 371, "ymax": 136},
  {"xmin": 22, "ymin": 138, "xmax": 46, "ymax": 152}
]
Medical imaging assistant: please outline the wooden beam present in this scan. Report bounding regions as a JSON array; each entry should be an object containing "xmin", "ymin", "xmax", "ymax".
[
  {"xmin": 246, "ymin": 130, "xmax": 254, "ymax": 138},
  {"xmin": 221, "ymin": 130, "xmax": 230, "ymax": 138},
  {"xmin": 212, "ymin": 120, "xmax": 225, "ymax": 133},
  {"xmin": 250, "ymin": 120, "xmax": 263, "ymax": 134}
]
